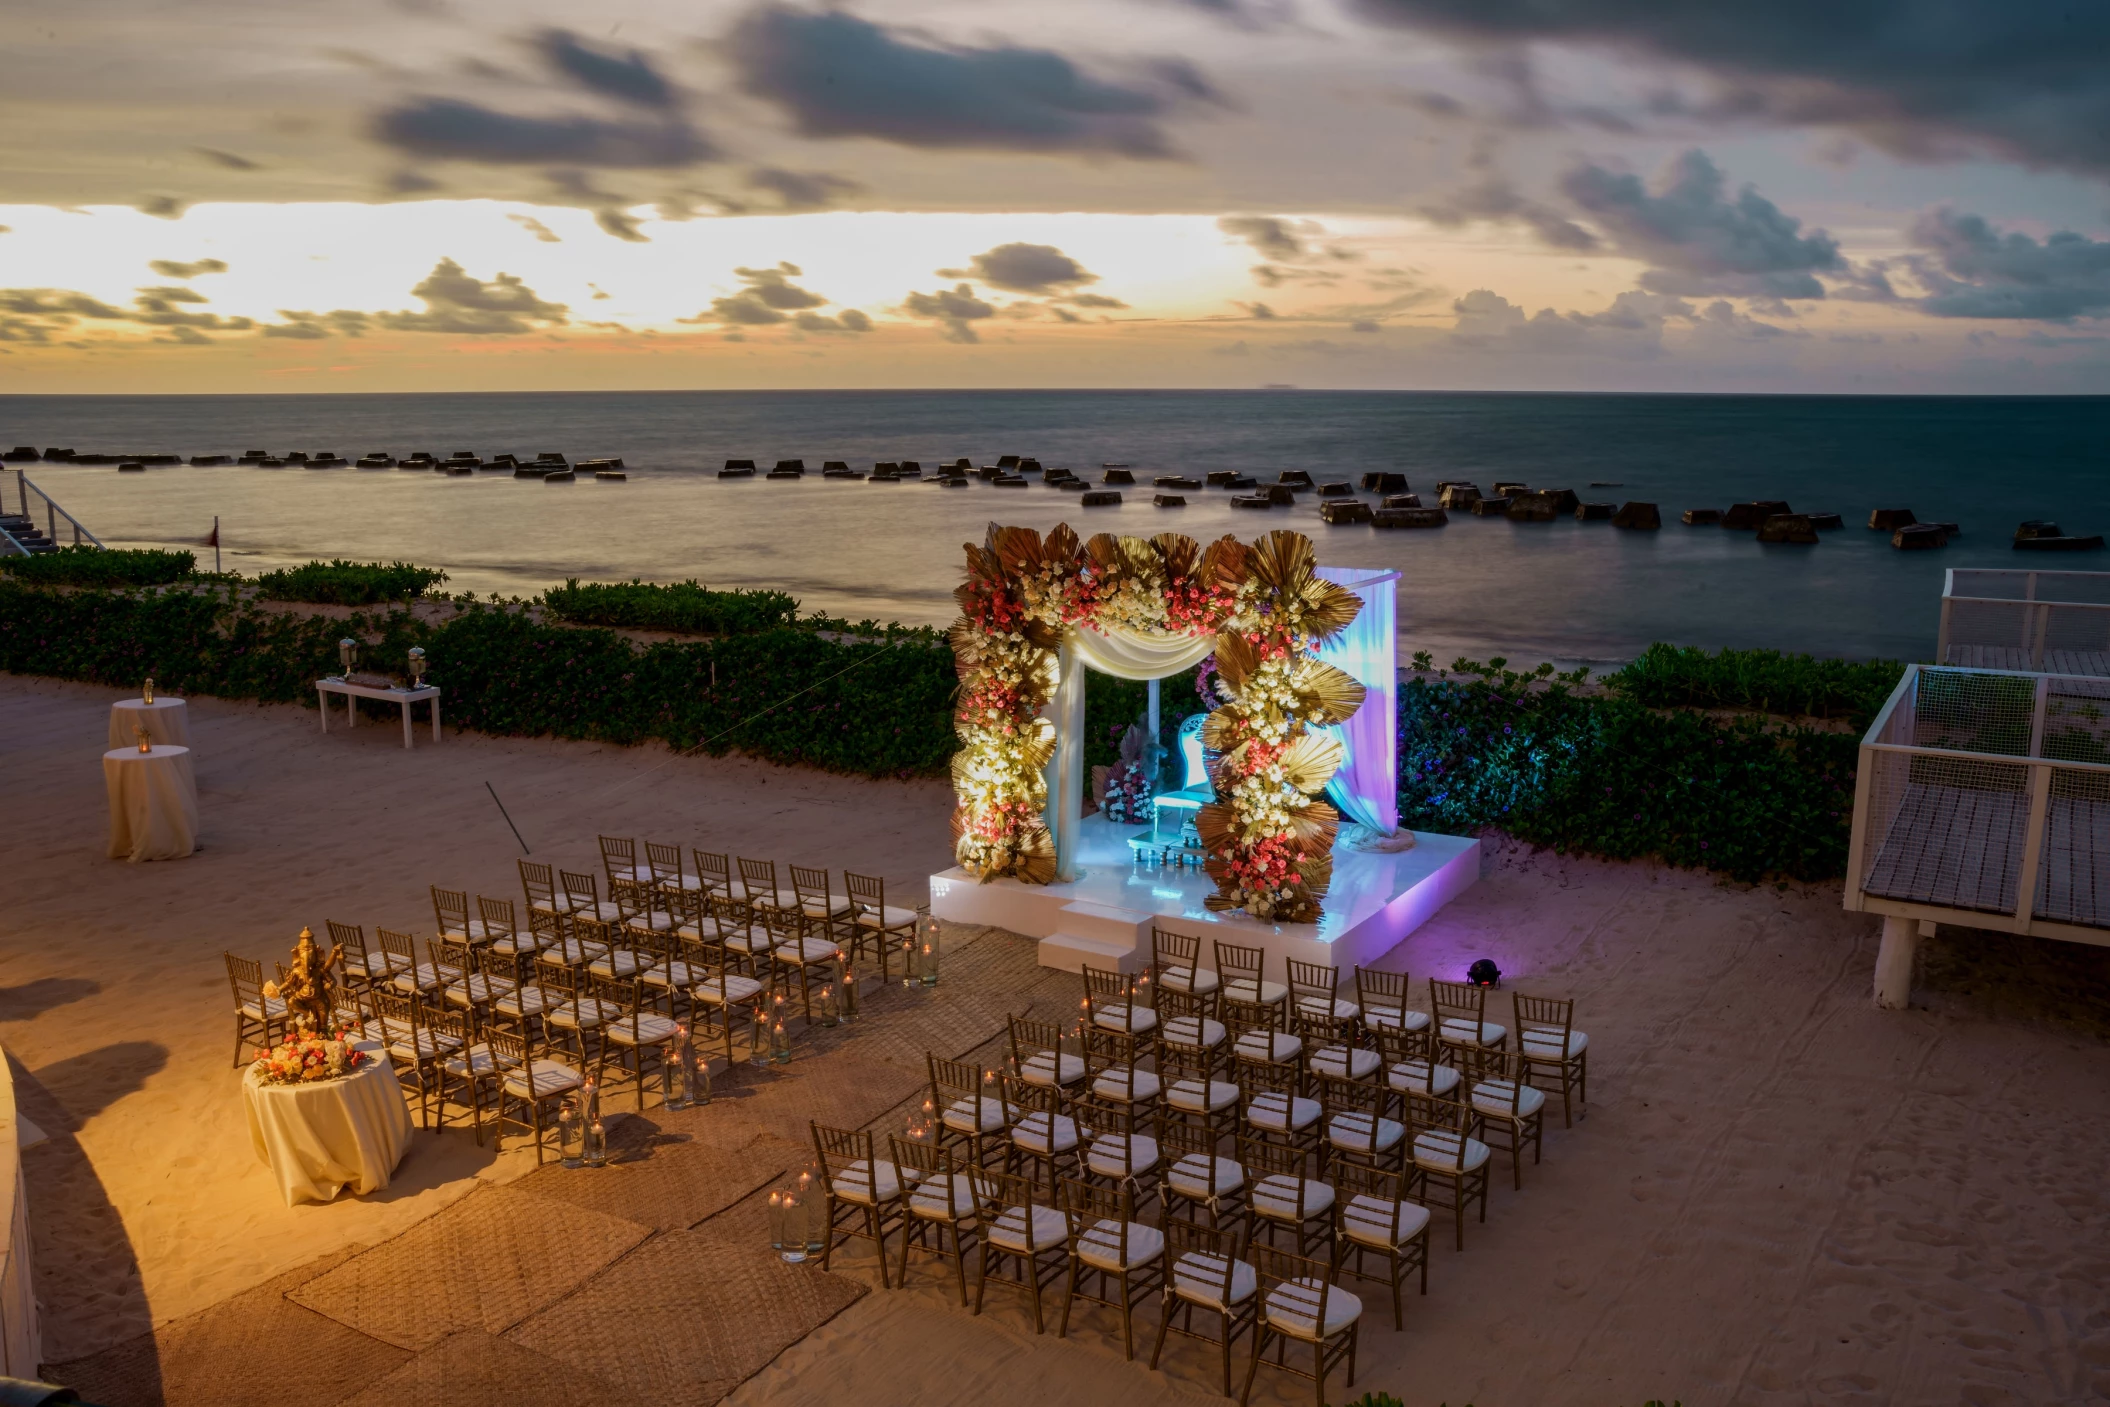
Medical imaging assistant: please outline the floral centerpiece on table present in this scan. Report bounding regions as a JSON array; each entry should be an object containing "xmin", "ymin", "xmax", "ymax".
[
  {"xmin": 252, "ymin": 1027, "xmax": 369, "ymax": 1085},
  {"xmin": 949, "ymin": 525, "xmax": 1366, "ymax": 922}
]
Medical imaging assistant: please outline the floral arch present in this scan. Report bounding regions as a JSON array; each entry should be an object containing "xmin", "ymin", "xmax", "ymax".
[{"xmin": 949, "ymin": 524, "xmax": 1367, "ymax": 923}]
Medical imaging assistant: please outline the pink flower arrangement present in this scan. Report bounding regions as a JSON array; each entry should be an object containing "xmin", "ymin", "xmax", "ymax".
[{"xmin": 252, "ymin": 1027, "xmax": 368, "ymax": 1086}]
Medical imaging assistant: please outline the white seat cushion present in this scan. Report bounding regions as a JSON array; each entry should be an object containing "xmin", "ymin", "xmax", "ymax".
[
  {"xmin": 1011, "ymin": 1112, "xmax": 1079, "ymax": 1154},
  {"xmin": 830, "ymin": 1158, "xmax": 901, "ymax": 1205},
  {"xmin": 493, "ymin": 986, "xmax": 550, "ymax": 1020},
  {"xmin": 1294, "ymin": 996, "xmax": 1359, "ymax": 1023},
  {"xmin": 1341, "ymin": 1193, "xmax": 1432, "ymax": 1248},
  {"xmin": 772, "ymin": 937, "xmax": 839, "ymax": 965},
  {"xmin": 1438, "ymin": 1017, "xmax": 1508, "ymax": 1048},
  {"xmin": 907, "ymin": 1171, "xmax": 978, "ymax": 1221},
  {"xmin": 1308, "ymin": 1045, "xmax": 1382, "ymax": 1081},
  {"xmin": 1362, "ymin": 1006, "xmax": 1431, "ymax": 1034},
  {"xmin": 240, "ymin": 997, "xmax": 288, "ymax": 1022},
  {"xmin": 722, "ymin": 931, "xmax": 776, "ymax": 955},
  {"xmin": 586, "ymin": 949, "xmax": 645, "ymax": 979},
  {"xmin": 604, "ymin": 1012, "xmax": 679, "ymax": 1045},
  {"xmin": 487, "ymin": 933, "xmax": 541, "ymax": 956},
  {"xmin": 1172, "ymin": 1251, "xmax": 1257, "ymax": 1307},
  {"xmin": 1412, "ymin": 1130, "xmax": 1493, "ymax": 1173},
  {"xmin": 384, "ymin": 1028, "xmax": 463, "ymax": 1062},
  {"xmin": 502, "ymin": 1058, "xmax": 581, "ymax": 1099},
  {"xmin": 1161, "ymin": 1016, "xmax": 1227, "ymax": 1051},
  {"xmin": 388, "ymin": 964, "xmax": 447, "ymax": 994},
  {"xmin": 1386, "ymin": 1059, "xmax": 1461, "ymax": 1098},
  {"xmin": 988, "ymin": 1204, "xmax": 1068, "ymax": 1254},
  {"xmin": 1245, "ymin": 1091, "xmax": 1321, "ymax": 1132},
  {"xmin": 853, "ymin": 904, "xmax": 919, "ymax": 931},
  {"xmin": 692, "ymin": 974, "xmax": 765, "ymax": 1006},
  {"xmin": 943, "ymin": 1095, "xmax": 1014, "ymax": 1134},
  {"xmin": 1326, "ymin": 1111, "xmax": 1406, "ymax": 1154},
  {"xmin": 639, "ymin": 959, "xmax": 698, "ymax": 989},
  {"xmin": 443, "ymin": 974, "xmax": 516, "ymax": 1006},
  {"xmin": 1078, "ymin": 1218, "xmax": 1164, "ymax": 1272},
  {"xmin": 798, "ymin": 894, "xmax": 852, "ymax": 919},
  {"xmin": 545, "ymin": 997, "xmax": 618, "ymax": 1030},
  {"xmin": 1472, "ymin": 1080, "xmax": 1547, "ymax": 1119},
  {"xmin": 1250, "ymin": 1174, "xmax": 1334, "ymax": 1221},
  {"xmin": 1092, "ymin": 1067, "xmax": 1162, "ymax": 1103},
  {"xmin": 441, "ymin": 1042, "xmax": 509, "ymax": 1078},
  {"xmin": 1233, "ymin": 1030, "xmax": 1302, "ymax": 1064},
  {"xmin": 1166, "ymin": 1154, "xmax": 1244, "ymax": 1201},
  {"xmin": 567, "ymin": 899, "xmax": 624, "ymax": 922},
  {"xmin": 543, "ymin": 938, "xmax": 607, "ymax": 966},
  {"xmin": 1264, "ymin": 1278, "xmax": 1362, "ymax": 1339},
  {"xmin": 1166, "ymin": 1078, "xmax": 1241, "ymax": 1114},
  {"xmin": 1521, "ymin": 1029, "xmax": 1589, "ymax": 1059},
  {"xmin": 1085, "ymin": 1133, "xmax": 1159, "ymax": 1180},
  {"xmin": 1091, "ymin": 1004, "xmax": 1158, "ymax": 1035},
  {"xmin": 1222, "ymin": 977, "xmax": 1288, "ymax": 1006},
  {"xmin": 1156, "ymin": 965, "xmax": 1221, "ymax": 996},
  {"xmin": 1020, "ymin": 1050, "xmax": 1086, "ymax": 1087}
]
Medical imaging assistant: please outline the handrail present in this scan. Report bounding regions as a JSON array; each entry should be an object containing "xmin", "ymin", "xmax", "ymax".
[
  {"xmin": 10, "ymin": 470, "xmax": 101, "ymax": 549},
  {"xmin": 0, "ymin": 523, "xmax": 27, "ymax": 558}
]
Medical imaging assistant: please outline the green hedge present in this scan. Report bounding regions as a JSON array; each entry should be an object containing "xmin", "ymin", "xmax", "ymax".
[
  {"xmin": 539, "ymin": 578, "xmax": 801, "ymax": 634},
  {"xmin": 1399, "ymin": 658, "xmax": 1860, "ymax": 883},
  {"xmin": 1608, "ymin": 642, "xmax": 1904, "ymax": 726},
  {"xmin": 0, "ymin": 544, "xmax": 195, "ymax": 587},
  {"xmin": 0, "ymin": 582, "xmax": 956, "ymax": 777},
  {"xmin": 255, "ymin": 559, "xmax": 448, "ymax": 605}
]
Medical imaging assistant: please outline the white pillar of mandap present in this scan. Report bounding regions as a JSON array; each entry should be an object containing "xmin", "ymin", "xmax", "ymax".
[{"xmin": 1872, "ymin": 915, "xmax": 1919, "ymax": 1009}]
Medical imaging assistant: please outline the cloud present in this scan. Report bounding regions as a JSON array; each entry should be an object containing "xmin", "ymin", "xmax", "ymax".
[
  {"xmin": 371, "ymin": 258, "xmax": 568, "ymax": 334},
  {"xmin": 1348, "ymin": 0, "xmax": 2110, "ymax": 178},
  {"xmin": 533, "ymin": 30, "xmax": 678, "ymax": 110},
  {"xmin": 149, "ymin": 258, "xmax": 229, "ymax": 279},
  {"xmin": 724, "ymin": 4, "xmax": 1201, "ymax": 158},
  {"xmin": 900, "ymin": 282, "xmax": 995, "ymax": 342},
  {"xmin": 594, "ymin": 208, "xmax": 649, "ymax": 242},
  {"xmin": 137, "ymin": 195, "xmax": 186, "ymax": 219},
  {"xmin": 1065, "ymin": 292, "xmax": 1128, "ymax": 309},
  {"xmin": 194, "ymin": 148, "xmax": 260, "ymax": 171},
  {"xmin": 1218, "ymin": 215, "xmax": 1311, "ymax": 261},
  {"xmin": 1417, "ymin": 177, "xmax": 1597, "ymax": 250},
  {"xmin": 1908, "ymin": 209, "xmax": 2110, "ymax": 321},
  {"xmin": 938, "ymin": 243, "xmax": 1098, "ymax": 294},
  {"xmin": 263, "ymin": 310, "xmax": 373, "ymax": 340},
  {"xmin": 794, "ymin": 309, "xmax": 873, "ymax": 333},
  {"xmin": 508, "ymin": 213, "xmax": 562, "ymax": 243},
  {"xmin": 1558, "ymin": 149, "xmax": 1843, "ymax": 299},
  {"xmin": 744, "ymin": 166, "xmax": 861, "ymax": 210},
  {"xmin": 1349, "ymin": 319, "xmax": 1381, "ymax": 332},
  {"xmin": 0, "ymin": 284, "xmax": 252, "ymax": 341},
  {"xmin": 370, "ymin": 98, "xmax": 714, "ymax": 168},
  {"xmin": 1150, "ymin": 0, "xmax": 1296, "ymax": 30},
  {"xmin": 686, "ymin": 262, "xmax": 832, "ymax": 326},
  {"xmin": 1238, "ymin": 301, "xmax": 1277, "ymax": 319},
  {"xmin": 1450, "ymin": 286, "xmax": 1696, "ymax": 356},
  {"xmin": 385, "ymin": 169, "xmax": 443, "ymax": 195}
]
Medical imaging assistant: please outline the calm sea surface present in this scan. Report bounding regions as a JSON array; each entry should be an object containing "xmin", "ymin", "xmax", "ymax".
[{"xmin": 5, "ymin": 390, "xmax": 2107, "ymax": 666}]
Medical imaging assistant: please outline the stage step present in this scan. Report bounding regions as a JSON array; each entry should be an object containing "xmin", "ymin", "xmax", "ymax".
[{"xmin": 1033, "ymin": 901, "xmax": 1153, "ymax": 973}]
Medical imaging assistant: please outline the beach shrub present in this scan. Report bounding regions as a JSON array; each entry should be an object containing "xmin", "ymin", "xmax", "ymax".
[
  {"xmin": 539, "ymin": 578, "xmax": 801, "ymax": 635},
  {"xmin": 1399, "ymin": 657, "xmax": 1859, "ymax": 883},
  {"xmin": 0, "ymin": 544, "xmax": 195, "ymax": 587},
  {"xmin": 0, "ymin": 582, "xmax": 956, "ymax": 778},
  {"xmin": 255, "ymin": 559, "xmax": 448, "ymax": 605},
  {"xmin": 1609, "ymin": 642, "xmax": 1904, "ymax": 727}
]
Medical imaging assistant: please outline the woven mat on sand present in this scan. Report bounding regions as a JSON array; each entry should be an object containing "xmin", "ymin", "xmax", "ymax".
[
  {"xmin": 506, "ymin": 1195, "xmax": 864, "ymax": 1406},
  {"xmin": 510, "ymin": 1122, "xmax": 790, "ymax": 1231},
  {"xmin": 290, "ymin": 1185, "xmax": 651, "ymax": 1350},
  {"xmin": 49, "ymin": 1245, "xmax": 413, "ymax": 1407},
  {"xmin": 335, "ymin": 1330, "xmax": 618, "ymax": 1407}
]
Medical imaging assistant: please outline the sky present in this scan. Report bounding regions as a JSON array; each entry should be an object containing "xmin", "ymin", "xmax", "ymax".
[{"xmin": 3, "ymin": 0, "xmax": 2109, "ymax": 393}]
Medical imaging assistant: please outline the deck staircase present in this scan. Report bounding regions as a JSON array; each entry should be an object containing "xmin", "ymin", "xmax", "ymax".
[
  {"xmin": 0, "ymin": 512, "xmax": 55, "ymax": 554},
  {"xmin": 2, "ymin": 470, "xmax": 98, "ymax": 556}
]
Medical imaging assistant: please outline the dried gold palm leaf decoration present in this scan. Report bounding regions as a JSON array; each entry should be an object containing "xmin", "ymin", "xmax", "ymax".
[{"xmin": 947, "ymin": 525, "xmax": 1365, "ymax": 920}]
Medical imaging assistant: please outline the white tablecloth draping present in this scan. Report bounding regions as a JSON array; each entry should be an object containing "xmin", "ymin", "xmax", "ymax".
[
  {"xmin": 242, "ymin": 1042, "xmax": 414, "ymax": 1206},
  {"xmin": 102, "ymin": 745, "xmax": 198, "ymax": 862},
  {"xmin": 108, "ymin": 697, "xmax": 191, "ymax": 750}
]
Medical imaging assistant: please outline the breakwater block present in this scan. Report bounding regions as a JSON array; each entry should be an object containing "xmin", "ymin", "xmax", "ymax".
[
  {"xmin": 1278, "ymin": 470, "xmax": 1314, "ymax": 488},
  {"xmin": 1361, "ymin": 472, "xmax": 1408, "ymax": 493},
  {"xmin": 1438, "ymin": 485, "xmax": 1481, "ymax": 509},
  {"xmin": 1893, "ymin": 524, "xmax": 1947, "ymax": 549},
  {"xmin": 1382, "ymin": 494, "xmax": 1422, "ymax": 510},
  {"xmin": 1758, "ymin": 513, "xmax": 1819, "ymax": 544},
  {"xmin": 1682, "ymin": 508, "xmax": 1722, "ymax": 525},
  {"xmin": 1320, "ymin": 501, "xmax": 1373, "ymax": 524},
  {"xmin": 1317, "ymin": 482, "xmax": 1355, "ymax": 498},
  {"xmin": 1153, "ymin": 494, "xmax": 1186, "ymax": 507},
  {"xmin": 1081, "ymin": 490, "xmax": 1121, "ymax": 506},
  {"xmin": 1612, "ymin": 502, "xmax": 1661, "ymax": 530},
  {"xmin": 1869, "ymin": 508, "xmax": 1916, "ymax": 530},
  {"xmin": 1230, "ymin": 494, "xmax": 1275, "ymax": 510},
  {"xmin": 1374, "ymin": 508, "xmax": 1447, "ymax": 529},
  {"xmin": 1806, "ymin": 512, "xmax": 1844, "ymax": 530},
  {"xmin": 1155, "ymin": 475, "xmax": 1201, "ymax": 489},
  {"xmin": 1507, "ymin": 493, "xmax": 1559, "ymax": 522},
  {"xmin": 1103, "ymin": 469, "xmax": 1135, "ymax": 485},
  {"xmin": 1723, "ymin": 500, "xmax": 1792, "ymax": 530},
  {"xmin": 1469, "ymin": 497, "xmax": 1513, "ymax": 516}
]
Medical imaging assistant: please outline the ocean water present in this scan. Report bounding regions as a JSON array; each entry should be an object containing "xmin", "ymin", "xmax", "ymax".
[{"xmin": 5, "ymin": 390, "xmax": 2107, "ymax": 667}]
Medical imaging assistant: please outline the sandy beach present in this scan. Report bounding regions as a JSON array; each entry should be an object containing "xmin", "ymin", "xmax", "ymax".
[{"xmin": 5, "ymin": 672, "xmax": 2108, "ymax": 1405}]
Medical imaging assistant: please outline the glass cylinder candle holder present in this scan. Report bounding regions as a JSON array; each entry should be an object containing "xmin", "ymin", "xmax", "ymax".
[
  {"xmin": 337, "ymin": 638, "xmax": 358, "ymax": 678},
  {"xmin": 767, "ymin": 1190, "xmax": 788, "ymax": 1253},
  {"xmin": 662, "ymin": 1031, "xmax": 691, "ymax": 1111},
  {"xmin": 769, "ymin": 1019, "xmax": 792, "ymax": 1065},
  {"xmin": 914, "ymin": 915, "xmax": 942, "ymax": 988},
  {"xmin": 834, "ymin": 950, "xmax": 861, "ymax": 1024},
  {"xmin": 557, "ymin": 1096, "xmax": 585, "ymax": 1168},
  {"xmin": 899, "ymin": 932, "xmax": 916, "ymax": 988},
  {"xmin": 693, "ymin": 1053, "xmax": 713, "ymax": 1107},
  {"xmin": 408, "ymin": 646, "xmax": 427, "ymax": 688},
  {"xmin": 142, "ymin": 676, "xmax": 155, "ymax": 704},
  {"xmin": 777, "ymin": 1186, "xmax": 808, "ymax": 1263},
  {"xmin": 797, "ymin": 1170, "xmax": 826, "ymax": 1254},
  {"xmin": 748, "ymin": 1006, "xmax": 769, "ymax": 1061},
  {"xmin": 816, "ymin": 983, "xmax": 839, "ymax": 1028},
  {"xmin": 583, "ymin": 1117, "xmax": 608, "ymax": 1168}
]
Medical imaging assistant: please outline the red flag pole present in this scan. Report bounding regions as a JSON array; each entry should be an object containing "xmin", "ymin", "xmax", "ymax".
[{"xmin": 211, "ymin": 515, "xmax": 220, "ymax": 573}]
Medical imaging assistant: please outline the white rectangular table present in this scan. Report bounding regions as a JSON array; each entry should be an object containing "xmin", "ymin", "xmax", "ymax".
[{"xmin": 317, "ymin": 679, "xmax": 441, "ymax": 749}]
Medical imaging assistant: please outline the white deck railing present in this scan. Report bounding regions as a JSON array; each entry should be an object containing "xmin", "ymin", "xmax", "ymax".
[
  {"xmin": 1846, "ymin": 663, "xmax": 2110, "ymax": 947},
  {"xmin": 1937, "ymin": 568, "xmax": 2110, "ymax": 675}
]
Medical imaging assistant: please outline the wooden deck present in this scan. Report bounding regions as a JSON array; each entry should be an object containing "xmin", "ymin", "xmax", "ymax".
[
  {"xmin": 1942, "ymin": 645, "xmax": 2110, "ymax": 676},
  {"xmin": 1864, "ymin": 782, "xmax": 2110, "ymax": 928}
]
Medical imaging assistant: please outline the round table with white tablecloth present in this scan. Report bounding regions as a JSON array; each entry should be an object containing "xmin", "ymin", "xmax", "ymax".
[
  {"xmin": 102, "ymin": 744, "xmax": 198, "ymax": 862},
  {"xmin": 107, "ymin": 696, "xmax": 191, "ymax": 750},
  {"xmin": 242, "ymin": 1041, "xmax": 414, "ymax": 1206}
]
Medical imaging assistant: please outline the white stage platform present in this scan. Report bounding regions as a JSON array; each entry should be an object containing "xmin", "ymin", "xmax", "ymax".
[{"xmin": 930, "ymin": 814, "xmax": 1479, "ymax": 975}]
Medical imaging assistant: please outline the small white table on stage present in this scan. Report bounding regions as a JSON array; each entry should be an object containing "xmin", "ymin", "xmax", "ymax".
[
  {"xmin": 242, "ymin": 1043, "xmax": 414, "ymax": 1206},
  {"xmin": 102, "ymin": 744, "xmax": 198, "ymax": 862},
  {"xmin": 316, "ymin": 678, "xmax": 441, "ymax": 750},
  {"xmin": 108, "ymin": 696, "xmax": 191, "ymax": 750}
]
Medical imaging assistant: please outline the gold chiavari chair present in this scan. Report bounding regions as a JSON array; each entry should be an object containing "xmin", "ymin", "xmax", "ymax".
[
  {"xmin": 686, "ymin": 948, "xmax": 767, "ymax": 1069},
  {"xmin": 1353, "ymin": 967, "xmax": 1430, "ymax": 1046},
  {"xmin": 325, "ymin": 920, "xmax": 399, "ymax": 994},
  {"xmin": 598, "ymin": 833, "xmax": 652, "ymax": 887},
  {"xmin": 1225, "ymin": 995, "xmax": 1302, "ymax": 1069},
  {"xmin": 789, "ymin": 863, "xmax": 852, "ymax": 948},
  {"xmin": 1375, "ymin": 1026, "xmax": 1461, "ymax": 1104},
  {"xmin": 692, "ymin": 849, "xmax": 733, "ymax": 900},
  {"xmin": 1057, "ymin": 1176, "xmax": 1164, "ymax": 1361},
  {"xmin": 1241, "ymin": 1244, "xmax": 1363, "ymax": 1407},
  {"xmin": 1513, "ymin": 991, "xmax": 1588, "ymax": 1127},
  {"xmin": 1150, "ymin": 1218, "xmax": 1259, "ymax": 1397},
  {"xmin": 1238, "ymin": 1134, "xmax": 1333, "ymax": 1259},
  {"xmin": 379, "ymin": 928, "xmax": 446, "ymax": 998},
  {"xmin": 1459, "ymin": 1045, "xmax": 1544, "ymax": 1190},
  {"xmin": 1238, "ymin": 1055, "xmax": 1322, "ymax": 1159},
  {"xmin": 767, "ymin": 900, "xmax": 841, "ymax": 1023},
  {"xmin": 1072, "ymin": 1093, "xmax": 1159, "ymax": 1213},
  {"xmin": 1158, "ymin": 1118, "xmax": 1246, "ymax": 1233},
  {"xmin": 432, "ymin": 885, "xmax": 494, "ymax": 944},
  {"xmin": 593, "ymin": 976, "xmax": 681, "ymax": 1110},
  {"xmin": 1401, "ymin": 1089, "xmax": 1490, "ymax": 1252},
  {"xmin": 481, "ymin": 1027, "xmax": 584, "ymax": 1165},
  {"xmin": 1083, "ymin": 964, "xmax": 1157, "ymax": 1037},
  {"xmin": 1083, "ymin": 1026, "xmax": 1162, "ymax": 1128},
  {"xmin": 1314, "ymin": 1072, "xmax": 1406, "ymax": 1177},
  {"xmin": 477, "ymin": 895, "xmax": 540, "ymax": 965},
  {"xmin": 1002, "ymin": 1073, "xmax": 1081, "ymax": 1193},
  {"xmin": 971, "ymin": 1165, "xmax": 1070, "ymax": 1336},
  {"xmin": 1429, "ymin": 977, "xmax": 1509, "ymax": 1057},
  {"xmin": 891, "ymin": 1136, "xmax": 981, "ymax": 1305},
  {"xmin": 1214, "ymin": 940, "xmax": 1287, "ymax": 1009},
  {"xmin": 644, "ymin": 839, "xmax": 701, "ymax": 900},
  {"xmin": 223, "ymin": 953, "xmax": 286, "ymax": 1066},
  {"xmin": 843, "ymin": 871, "xmax": 915, "ymax": 985},
  {"xmin": 812, "ymin": 1122, "xmax": 904, "ymax": 1286},
  {"xmin": 1160, "ymin": 1041, "xmax": 1241, "ymax": 1146},
  {"xmin": 929, "ymin": 1055, "xmax": 1012, "ymax": 1168},
  {"xmin": 517, "ymin": 859, "xmax": 569, "ymax": 946},
  {"xmin": 1150, "ymin": 927, "xmax": 1220, "ymax": 1003},
  {"xmin": 1293, "ymin": 1005, "xmax": 1381, "ymax": 1088},
  {"xmin": 1008, "ymin": 1013, "xmax": 1087, "ymax": 1096},
  {"xmin": 1330, "ymin": 1161, "xmax": 1430, "ymax": 1331}
]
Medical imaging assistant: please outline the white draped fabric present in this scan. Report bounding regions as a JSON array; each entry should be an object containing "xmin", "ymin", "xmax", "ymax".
[
  {"xmin": 103, "ymin": 745, "xmax": 199, "ymax": 862},
  {"xmin": 1315, "ymin": 567, "xmax": 1402, "ymax": 836},
  {"xmin": 243, "ymin": 1042, "xmax": 413, "ymax": 1206},
  {"xmin": 1045, "ymin": 625, "xmax": 1218, "ymax": 880}
]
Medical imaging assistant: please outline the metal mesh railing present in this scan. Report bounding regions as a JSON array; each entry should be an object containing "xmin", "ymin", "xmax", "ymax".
[
  {"xmin": 1940, "ymin": 570, "xmax": 2110, "ymax": 676},
  {"xmin": 2037, "ymin": 766, "xmax": 2110, "ymax": 927},
  {"xmin": 1860, "ymin": 748, "xmax": 2031, "ymax": 916}
]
